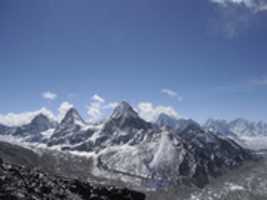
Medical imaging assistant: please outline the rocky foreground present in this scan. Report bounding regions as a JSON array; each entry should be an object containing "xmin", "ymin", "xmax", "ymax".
[{"xmin": 0, "ymin": 157, "xmax": 146, "ymax": 200}]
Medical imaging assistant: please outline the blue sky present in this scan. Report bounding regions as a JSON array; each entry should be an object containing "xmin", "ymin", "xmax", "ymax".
[{"xmin": 0, "ymin": 0, "xmax": 267, "ymax": 124}]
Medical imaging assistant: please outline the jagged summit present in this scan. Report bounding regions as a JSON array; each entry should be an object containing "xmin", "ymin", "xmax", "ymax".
[
  {"xmin": 31, "ymin": 113, "xmax": 52, "ymax": 125},
  {"xmin": 48, "ymin": 108, "xmax": 87, "ymax": 143},
  {"xmin": 111, "ymin": 101, "xmax": 139, "ymax": 120},
  {"xmin": 28, "ymin": 113, "xmax": 56, "ymax": 132},
  {"xmin": 60, "ymin": 107, "xmax": 86, "ymax": 127},
  {"xmin": 105, "ymin": 101, "xmax": 151, "ymax": 131}
]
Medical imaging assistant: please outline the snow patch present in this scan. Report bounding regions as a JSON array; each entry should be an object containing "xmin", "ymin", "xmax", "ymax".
[
  {"xmin": 225, "ymin": 182, "xmax": 245, "ymax": 191},
  {"xmin": 240, "ymin": 136, "xmax": 267, "ymax": 150},
  {"xmin": 40, "ymin": 129, "xmax": 55, "ymax": 139},
  {"xmin": 149, "ymin": 131, "xmax": 177, "ymax": 169}
]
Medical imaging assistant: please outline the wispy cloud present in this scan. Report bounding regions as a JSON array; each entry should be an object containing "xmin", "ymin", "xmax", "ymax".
[
  {"xmin": 42, "ymin": 91, "xmax": 57, "ymax": 101},
  {"xmin": 161, "ymin": 89, "xmax": 183, "ymax": 102},
  {"xmin": 210, "ymin": 0, "xmax": 267, "ymax": 12},
  {"xmin": 209, "ymin": 0, "xmax": 267, "ymax": 38},
  {"xmin": 91, "ymin": 94, "xmax": 105, "ymax": 103}
]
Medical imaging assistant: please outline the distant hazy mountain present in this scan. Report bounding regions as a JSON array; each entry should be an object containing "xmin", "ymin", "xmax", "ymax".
[
  {"xmin": 204, "ymin": 118, "xmax": 267, "ymax": 137},
  {"xmin": 156, "ymin": 113, "xmax": 201, "ymax": 133},
  {"xmin": 203, "ymin": 119, "xmax": 236, "ymax": 137}
]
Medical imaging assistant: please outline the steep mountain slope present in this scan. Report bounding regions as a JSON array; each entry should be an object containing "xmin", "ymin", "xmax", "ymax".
[{"xmin": 47, "ymin": 108, "xmax": 95, "ymax": 147}]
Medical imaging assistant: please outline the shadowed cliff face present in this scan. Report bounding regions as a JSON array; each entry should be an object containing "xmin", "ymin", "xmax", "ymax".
[{"xmin": 0, "ymin": 157, "xmax": 146, "ymax": 200}]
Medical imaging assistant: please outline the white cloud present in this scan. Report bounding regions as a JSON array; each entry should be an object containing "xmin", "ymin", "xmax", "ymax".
[
  {"xmin": 161, "ymin": 89, "xmax": 183, "ymax": 102},
  {"xmin": 42, "ymin": 91, "xmax": 57, "ymax": 100},
  {"xmin": 209, "ymin": 0, "xmax": 267, "ymax": 38},
  {"xmin": 0, "ymin": 107, "xmax": 55, "ymax": 126},
  {"xmin": 91, "ymin": 94, "xmax": 105, "ymax": 103},
  {"xmin": 87, "ymin": 102, "xmax": 103, "ymax": 123},
  {"xmin": 161, "ymin": 89, "xmax": 177, "ymax": 97},
  {"xmin": 103, "ymin": 102, "xmax": 119, "ymax": 109},
  {"xmin": 210, "ymin": 0, "xmax": 267, "ymax": 12},
  {"xmin": 86, "ymin": 95, "xmax": 116, "ymax": 123},
  {"xmin": 136, "ymin": 102, "xmax": 179, "ymax": 122},
  {"xmin": 58, "ymin": 101, "xmax": 73, "ymax": 121}
]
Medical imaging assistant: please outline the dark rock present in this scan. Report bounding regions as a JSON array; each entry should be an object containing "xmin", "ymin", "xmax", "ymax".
[{"xmin": 0, "ymin": 157, "xmax": 146, "ymax": 200}]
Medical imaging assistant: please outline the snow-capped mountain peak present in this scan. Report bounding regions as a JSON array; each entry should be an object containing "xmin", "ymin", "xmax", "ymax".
[
  {"xmin": 111, "ymin": 101, "xmax": 139, "ymax": 120},
  {"xmin": 31, "ymin": 113, "xmax": 54, "ymax": 127},
  {"xmin": 104, "ymin": 101, "xmax": 152, "ymax": 131},
  {"xmin": 204, "ymin": 118, "xmax": 267, "ymax": 137},
  {"xmin": 60, "ymin": 107, "xmax": 86, "ymax": 127},
  {"xmin": 204, "ymin": 118, "xmax": 235, "ymax": 136}
]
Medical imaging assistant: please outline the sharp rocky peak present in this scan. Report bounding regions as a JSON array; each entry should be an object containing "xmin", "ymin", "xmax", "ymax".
[
  {"xmin": 31, "ymin": 113, "xmax": 51, "ymax": 124},
  {"xmin": 103, "ymin": 101, "xmax": 151, "ymax": 131},
  {"xmin": 111, "ymin": 101, "xmax": 138, "ymax": 120},
  {"xmin": 61, "ymin": 107, "xmax": 85, "ymax": 126}
]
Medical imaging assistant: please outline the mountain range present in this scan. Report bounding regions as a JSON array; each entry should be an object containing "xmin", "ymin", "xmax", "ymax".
[
  {"xmin": 204, "ymin": 118, "xmax": 267, "ymax": 137},
  {"xmin": 0, "ymin": 101, "xmax": 259, "ymax": 192}
]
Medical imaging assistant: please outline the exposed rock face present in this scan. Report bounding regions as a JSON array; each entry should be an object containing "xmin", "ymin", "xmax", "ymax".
[
  {"xmin": 0, "ymin": 157, "xmax": 146, "ymax": 200},
  {"xmin": 0, "ymin": 124, "xmax": 9, "ymax": 135}
]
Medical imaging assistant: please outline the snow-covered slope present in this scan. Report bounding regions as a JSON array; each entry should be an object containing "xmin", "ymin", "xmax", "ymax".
[
  {"xmin": 204, "ymin": 118, "xmax": 267, "ymax": 137},
  {"xmin": 229, "ymin": 118, "xmax": 267, "ymax": 137},
  {"xmin": 204, "ymin": 118, "xmax": 267, "ymax": 150},
  {"xmin": 204, "ymin": 119, "xmax": 236, "ymax": 136}
]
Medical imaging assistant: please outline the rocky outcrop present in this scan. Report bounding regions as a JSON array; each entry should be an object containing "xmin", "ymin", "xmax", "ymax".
[{"xmin": 0, "ymin": 157, "xmax": 146, "ymax": 200}]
